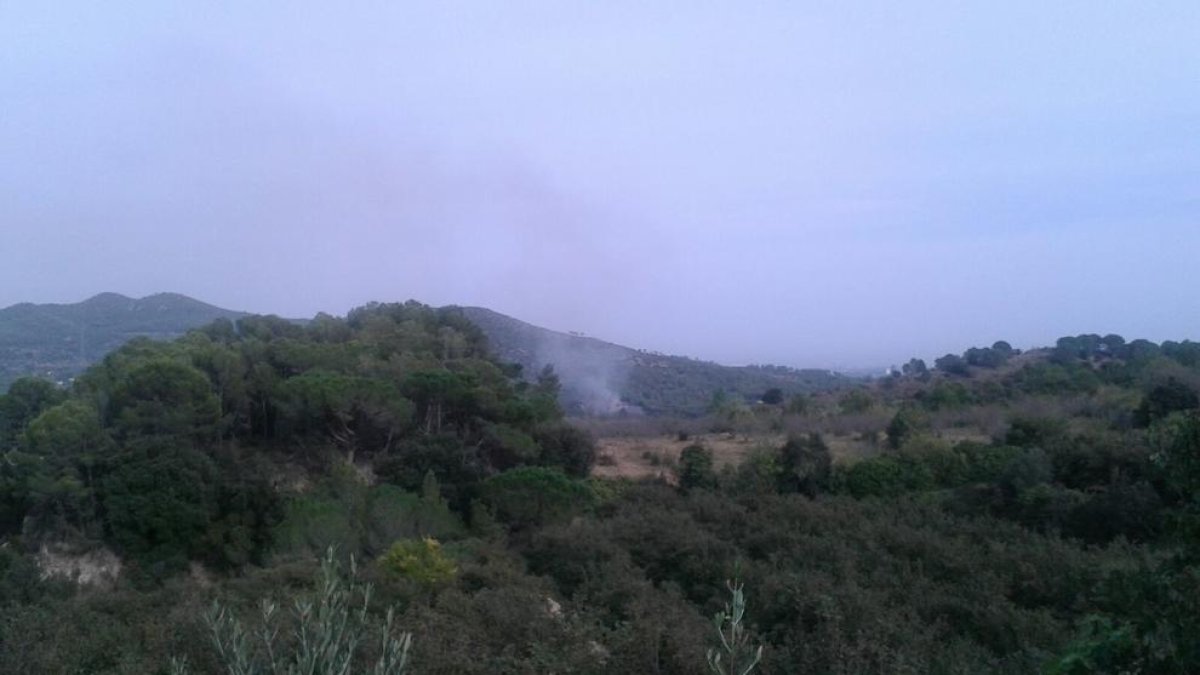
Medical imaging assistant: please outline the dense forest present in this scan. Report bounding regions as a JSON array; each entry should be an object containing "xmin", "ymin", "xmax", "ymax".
[{"xmin": 0, "ymin": 307, "xmax": 1197, "ymax": 673}]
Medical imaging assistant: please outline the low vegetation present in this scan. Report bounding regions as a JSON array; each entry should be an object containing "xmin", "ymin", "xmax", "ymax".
[{"xmin": 0, "ymin": 311, "xmax": 1198, "ymax": 673}]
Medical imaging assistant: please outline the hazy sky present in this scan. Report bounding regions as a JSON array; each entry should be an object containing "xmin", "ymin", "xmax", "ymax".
[{"xmin": 3, "ymin": 2, "xmax": 1198, "ymax": 368}]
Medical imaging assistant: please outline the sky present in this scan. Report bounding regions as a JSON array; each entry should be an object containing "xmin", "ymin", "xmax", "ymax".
[{"xmin": 2, "ymin": 2, "xmax": 1198, "ymax": 369}]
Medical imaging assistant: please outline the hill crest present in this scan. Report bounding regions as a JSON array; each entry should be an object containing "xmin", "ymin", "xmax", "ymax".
[
  {"xmin": 454, "ymin": 306, "xmax": 848, "ymax": 416},
  {"xmin": 0, "ymin": 293, "xmax": 247, "ymax": 389}
]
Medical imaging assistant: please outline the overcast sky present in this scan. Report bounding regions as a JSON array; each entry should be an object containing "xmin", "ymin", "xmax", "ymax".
[{"xmin": 3, "ymin": 2, "xmax": 1198, "ymax": 368}]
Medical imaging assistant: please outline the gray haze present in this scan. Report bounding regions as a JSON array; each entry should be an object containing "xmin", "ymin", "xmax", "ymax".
[{"xmin": 3, "ymin": 2, "xmax": 1198, "ymax": 368}]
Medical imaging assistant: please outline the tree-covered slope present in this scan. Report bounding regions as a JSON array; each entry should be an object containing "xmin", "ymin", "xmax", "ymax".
[
  {"xmin": 455, "ymin": 306, "xmax": 850, "ymax": 416},
  {"xmin": 1, "ymin": 295, "xmax": 849, "ymax": 417},
  {"xmin": 0, "ymin": 301, "xmax": 587, "ymax": 566},
  {"xmin": 0, "ymin": 321, "xmax": 1198, "ymax": 672},
  {"xmin": 0, "ymin": 293, "xmax": 247, "ymax": 390}
]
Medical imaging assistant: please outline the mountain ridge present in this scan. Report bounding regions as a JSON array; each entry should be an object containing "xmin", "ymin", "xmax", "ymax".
[
  {"xmin": 0, "ymin": 292, "xmax": 248, "ymax": 389},
  {"xmin": 454, "ymin": 305, "xmax": 849, "ymax": 416},
  {"xmin": 0, "ymin": 293, "xmax": 850, "ymax": 413}
]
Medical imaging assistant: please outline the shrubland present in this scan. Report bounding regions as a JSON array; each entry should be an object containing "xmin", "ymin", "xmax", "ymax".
[{"xmin": 0, "ymin": 316, "xmax": 1198, "ymax": 673}]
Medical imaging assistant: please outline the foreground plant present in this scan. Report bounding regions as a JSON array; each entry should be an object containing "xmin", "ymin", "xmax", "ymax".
[
  {"xmin": 177, "ymin": 547, "xmax": 411, "ymax": 674},
  {"xmin": 706, "ymin": 578, "xmax": 763, "ymax": 675}
]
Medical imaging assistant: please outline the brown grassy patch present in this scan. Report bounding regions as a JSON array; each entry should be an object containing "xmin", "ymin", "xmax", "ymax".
[
  {"xmin": 590, "ymin": 431, "xmax": 877, "ymax": 481},
  {"xmin": 591, "ymin": 432, "xmax": 782, "ymax": 481}
]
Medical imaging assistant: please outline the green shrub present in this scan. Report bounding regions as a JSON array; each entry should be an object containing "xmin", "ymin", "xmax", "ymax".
[
  {"xmin": 378, "ymin": 537, "xmax": 458, "ymax": 588},
  {"xmin": 480, "ymin": 467, "xmax": 593, "ymax": 529},
  {"xmin": 961, "ymin": 443, "xmax": 1023, "ymax": 483},
  {"xmin": 272, "ymin": 495, "xmax": 359, "ymax": 559},
  {"xmin": 776, "ymin": 434, "xmax": 831, "ymax": 497},
  {"xmin": 101, "ymin": 442, "xmax": 218, "ymax": 569},
  {"xmin": 191, "ymin": 547, "xmax": 412, "ymax": 674},
  {"xmin": 887, "ymin": 406, "xmax": 931, "ymax": 449},
  {"xmin": 679, "ymin": 444, "xmax": 717, "ymax": 492},
  {"xmin": 843, "ymin": 457, "xmax": 907, "ymax": 498}
]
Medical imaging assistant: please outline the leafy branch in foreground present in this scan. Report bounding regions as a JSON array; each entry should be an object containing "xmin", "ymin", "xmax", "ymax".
[
  {"xmin": 178, "ymin": 547, "xmax": 411, "ymax": 674},
  {"xmin": 706, "ymin": 578, "xmax": 763, "ymax": 675}
]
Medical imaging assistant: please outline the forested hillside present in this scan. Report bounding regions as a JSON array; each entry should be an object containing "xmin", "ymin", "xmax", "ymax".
[
  {"xmin": 0, "ymin": 295, "xmax": 849, "ymax": 419},
  {"xmin": 0, "ymin": 315, "xmax": 1198, "ymax": 673},
  {"xmin": 0, "ymin": 293, "xmax": 247, "ymax": 391},
  {"xmin": 457, "ymin": 306, "xmax": 849, "ymax": 416}
]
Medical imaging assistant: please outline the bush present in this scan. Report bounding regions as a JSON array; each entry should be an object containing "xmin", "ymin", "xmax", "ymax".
[
  {"xmin": 842, "ymin": 457, "xmax": 907, "ymax": 498},
  {"xmin": 378, "ymin": 537, "xmax": 458, "ymax": 588},
  {"xmin": 532, "ymin": 422, "xmax": 597, "ymax": 477},
  {"xmin": 273, "ymin": 495, "xmax": 359, "ymax": 559},
  {"xmin": 776, "ymin": 434, "xmax": 831, "ymax": 497},
  {"xmin": 679, "ymin": 444, "xmax": 717, "ymax": 492},
  {"xmin": 1134, "ymin": 378, "xmax": 1199, "ymax": 428},
  {"xmin": 480, "ymin": 467, "xmax": 593, "ymax": 529},
  {"xmin": 887, "ymin": 406, "xmax": 930, "ymax": 449},
  {"xmin": 193, "ymin": 547, "xmax": 412, "ymax": 674},
  {"xmin": 100, "ymin": 443, "xmax": 218, "ymax": 569}
]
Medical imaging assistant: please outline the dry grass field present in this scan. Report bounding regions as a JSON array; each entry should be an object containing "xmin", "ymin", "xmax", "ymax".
[{"xmin": 590, "ymin": 430, "xmax": 887, "ymax": 481}]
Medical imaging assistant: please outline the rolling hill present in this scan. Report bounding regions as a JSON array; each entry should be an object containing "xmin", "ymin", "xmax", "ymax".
[
  {"xmin": 0, "ymin": 292, "xmax": 246, "ymax": 390},
  {"xmin": 454, "ymin": 306, "xmax": 850, "ymax": 416},
  {"xmin": 0, "ymin": 294, "xmax": 850, "ymax": 415}
]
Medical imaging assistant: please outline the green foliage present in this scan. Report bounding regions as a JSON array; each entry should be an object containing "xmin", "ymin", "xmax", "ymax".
[
  {"xmin": 964, "ymin": 344, "xmax": 1011, "ymax": 369},
  {"xmin": 1009, "ymin": 362, "xmax": 1100, "ymax": 395},
  {"xmin": 727, "ymin": 448, "xmax": 779, "ymax": 496},
  {"xmin": 935, "ymin": 353, "xmax": 970, "ymax": 376},
  {"xmin": 1153, "ymin": 411, "xmax": 1200, "ymax": 557},
  {"xmin": 1049, "ymin": 413, "xmax": 1200, "ymax": 673},
  {"xmin": 918, "ymin": 381, "xmax": 975, "ymax": 410},
  {"xmin": 480, "ymin": 467, "xmax": 593, "ymax": 529},
  {"xmin": 838, "ymin": 388, "xmax": 874, "ymax": 413},
  {"xmin": 0, "ymin": 299, "xmax": 585, "ymax": 568},
  {"xmin": 706, "ymin": 578, "xmax": 763, "ymax": 675},
  {"xmin": 101, "ymin": 442, "xmax": 219, "ymax": 569},
  {"xmin": 4, "ymin": 317, "xmax": 1200, "ymax": 672},
  {"xmin": 369, "ymin": 482, "xmax": 464, "ymax": 551},
  {"xmin": 109, "ymin": 359, "xmax": 221, "ymax": 443},
  {"xmin": 1047, "ymin": 616, "xmax": 1141, "ymax": 675},
  {"xmin": 459, "ymin": 308, "xmax": 850, "ymax": 416},
  {"xmin": 278, "ymin": 372, "xmax": 413, "ymax": 458},
  {"xmin": 886, "ymin": 405, "xmax": 930, "ymax": 449},
  {"xmin": 784, "ymin": 393, "xmax": 810, "ymax": 415},
  {"xmin": 22, "ymin": 399, "xmax": 111, "ymax": 460},
  {"xmin": 842, "ymin": 456, "xmax": 913, "ymax": 498},
  {"xmin": 478, "ymin": 422, "xmax": 539, "ymax": 470},
  {"xmin": 902, "ymin": 358, "xmax": 929, "ymax": 378},
  {"xmin": 776, "ymin": 434, "xmax": 831, "ymax": 497},
  {"xmin": 9, "ymin": 399, "xmax": 112, "ymax": 537},
  {"xmin": 0, "ymin": 378, "xmax": 67, "ymax": 448},
  {"xmin": 1134, "ymin": 377, "xmax": 1199, "ymax": 428},
  {"xmin": 197, "ymin": 547, "xmax": 412, "ymax": 675},
  {"xmin": 900, "ymin": 436, "xmax": 968, "ymax": 487},
  {"xmin": 531, "ymin": 422, "xmax": 596, "ymax": 477},
  {"xmin": 378, "ymin": 538, "xmax": 457, "ymax": 588},
  {"xmin": 962, "ymin": 443, "xmax": 1023, "ymax": 483},
  {"xmin": 0, "ymin": 293, "xmax": 247, "ymax": 392},
  {"xmin": 275, "ymin": 477, "xmax": 465, "ymax": 561},
  {"xmin": 273, "ymin": 495, "xmax": 359, "ymax": 560},
  {"xmin": 679, "ymin": 444, "xmax": 717, "ymax": 492},
  {"xmin": 1004, "ymin": 415, "xmax": 1067, "ymax": 448},
  {"xmin": 760, "ymin": 388, "xmax": 784, "ymax": 405}
]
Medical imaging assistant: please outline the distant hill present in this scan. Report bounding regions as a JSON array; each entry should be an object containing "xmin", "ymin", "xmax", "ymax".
[
  {"xmin": 0, "ymin": 293, "xmax": 246, "ymax": 390},
  {"xmin": 454, "ymin": 306, "xmax": 850, "ymax": 416},
  {"xmin": 0, "ymin": 293, "xmax": 849, "ymax": 414}
]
